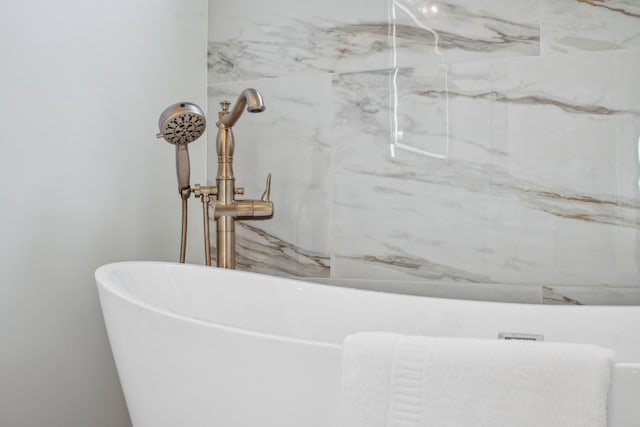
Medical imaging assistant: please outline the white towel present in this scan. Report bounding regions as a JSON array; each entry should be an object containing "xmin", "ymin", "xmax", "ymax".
[{"xmin": 340, "ymin": 332, "xmax": 614, "ymax": 427}]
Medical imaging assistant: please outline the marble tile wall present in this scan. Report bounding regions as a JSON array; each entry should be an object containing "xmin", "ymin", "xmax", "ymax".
[{"xmin": 208, "ymin": 0, "xmax": 640, "ymax": 304}]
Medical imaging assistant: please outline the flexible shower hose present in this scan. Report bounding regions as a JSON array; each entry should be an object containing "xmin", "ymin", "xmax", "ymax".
[{"xmin": 179, "ymin": 197, "xmax": 188, "ymax": 263}]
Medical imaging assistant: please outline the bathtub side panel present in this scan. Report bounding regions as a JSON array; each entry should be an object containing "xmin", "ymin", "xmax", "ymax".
[{"xmin": 98, "ymin": 286, "xmax": 342, "ymax": 427}]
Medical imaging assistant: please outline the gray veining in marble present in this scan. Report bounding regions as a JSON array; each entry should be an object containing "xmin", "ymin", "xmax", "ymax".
[
  {"xmin": 235, "ymin": 223, "xmax": 330, "ymax": 277},
  {"xmin": 391, "ymin": 0, "xmax": 539, "ymax": 66},
  {"xmin": 541, "ymin": 0, "xmax": 640, "ymax": 55},
  {"xmin": 208, "ymin": 0, "xmax": 540, "ymax": 83},
  {"xmin": 543, "ymin": 285, "xmax": 640, "ymax": 305}
]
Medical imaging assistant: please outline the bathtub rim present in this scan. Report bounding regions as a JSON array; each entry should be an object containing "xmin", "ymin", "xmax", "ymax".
[
  {"xmin": 95, "ymin": 261, "xmax": 640, "ymax": 349},
  {"xmin": 96, "ymin": 261, "xmax": 342, "ymax": 349}
]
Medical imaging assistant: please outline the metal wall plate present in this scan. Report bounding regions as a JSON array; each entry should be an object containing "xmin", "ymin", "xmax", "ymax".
[{"xmin": 498, "ymin": 332, "xmax": 544, "ymax": 341}]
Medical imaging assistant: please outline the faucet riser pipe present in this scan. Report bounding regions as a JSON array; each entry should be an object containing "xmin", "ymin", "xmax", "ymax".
[
  {"xmin": 202, "ymin": 195, "xmax": 212, "ymax": 267},
  {"xmin": 215, "ymin": 175, "xmax": 236, "ymax": 268},
  {"xmin": 216, "ymin": 216, "xmax": 235, "ymax": 269}
]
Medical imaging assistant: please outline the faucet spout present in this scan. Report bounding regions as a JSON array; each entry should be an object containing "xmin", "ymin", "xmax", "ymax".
[{"xmin": 218, "ymin": 88, "xmax": 265, "ymax": 128}]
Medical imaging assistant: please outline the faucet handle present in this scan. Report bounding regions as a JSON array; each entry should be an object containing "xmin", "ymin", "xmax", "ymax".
[{"xmin": 261, "ymin": 173, "xmax": 271, "ymax": 202}]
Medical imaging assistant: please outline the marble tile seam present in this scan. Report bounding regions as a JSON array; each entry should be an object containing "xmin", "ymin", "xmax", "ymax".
[{"xmin": 208, "ymin": 46, "xmax": 640, "ymax": 89}]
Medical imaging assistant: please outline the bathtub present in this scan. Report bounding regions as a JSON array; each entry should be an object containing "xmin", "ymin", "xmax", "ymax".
[{"xmin": 95, "ymin": 261, "xmax": 640, "ymax": 427}]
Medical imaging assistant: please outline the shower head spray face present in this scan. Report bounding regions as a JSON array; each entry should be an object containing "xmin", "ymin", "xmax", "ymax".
[
  {"xmin": 157, "ymin": 102, "xmax": 206, "ymax": 144},
  {"xmin": 156, "ymin": 102, "xmax": 206, "ymax": 193}
]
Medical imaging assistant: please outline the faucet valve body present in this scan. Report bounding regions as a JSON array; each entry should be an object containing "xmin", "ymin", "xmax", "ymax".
[{"xmin": 213, "ymin": 174, "xmax": 273, "ymax": 219}]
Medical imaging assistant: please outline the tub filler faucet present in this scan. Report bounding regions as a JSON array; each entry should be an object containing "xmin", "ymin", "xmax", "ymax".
[
  {"xmin": 156, "ymin": 88, "xmax": 273, "ymax": 268},
  {"xmin": 193, "ymin": 89, "xmax": 273, "ymax": 268}
]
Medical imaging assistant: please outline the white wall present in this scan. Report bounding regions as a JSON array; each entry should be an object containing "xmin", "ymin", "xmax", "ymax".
[{"xmin": 0, "ymin": 1, "xmax": 208, "ymax": 425}]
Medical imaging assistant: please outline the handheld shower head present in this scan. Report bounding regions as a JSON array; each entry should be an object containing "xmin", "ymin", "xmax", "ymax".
[
  {"xmin": 157, "ymin": 102, "xmax": 206, "ymax": 144},
  {"xmin": 156, "ymin": 102, "xmax": 206, "ymax": 194}
]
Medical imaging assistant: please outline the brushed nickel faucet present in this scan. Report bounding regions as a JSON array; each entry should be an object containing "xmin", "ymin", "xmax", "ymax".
[{"xmin": 192, "ymin": 88, "xmax": 273, "ymax": 268}]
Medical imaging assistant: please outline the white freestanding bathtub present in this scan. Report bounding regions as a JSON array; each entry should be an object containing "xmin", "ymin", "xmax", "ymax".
[{"xmin": 96, "ymin": 262, "xmax": 640, "ymax": 427}]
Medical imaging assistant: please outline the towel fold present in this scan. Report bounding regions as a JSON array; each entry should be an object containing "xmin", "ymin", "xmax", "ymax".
[{"xmin": 340, "ymin": 333, "xmax": 614, "ymax": 427}]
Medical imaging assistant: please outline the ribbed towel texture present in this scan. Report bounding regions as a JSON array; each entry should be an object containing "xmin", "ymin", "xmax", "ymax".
[{"xmin": 340, "ymin": 332, "xmax": 614, "ymax": 427}]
